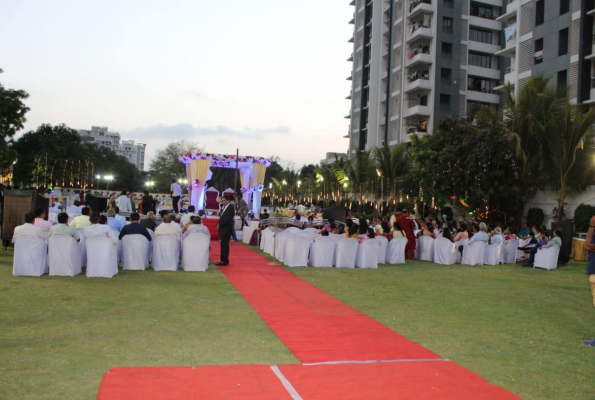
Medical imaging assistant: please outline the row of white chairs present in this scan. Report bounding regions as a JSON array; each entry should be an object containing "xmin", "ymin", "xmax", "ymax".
[{"xmin": 12, "ymin": 232, "xmax": 211, "ymax": 278}]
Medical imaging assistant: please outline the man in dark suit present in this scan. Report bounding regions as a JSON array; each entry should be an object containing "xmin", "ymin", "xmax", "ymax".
[{"xmin": 216, "ymin": 195, "xmax": 235, "ymax": 266}]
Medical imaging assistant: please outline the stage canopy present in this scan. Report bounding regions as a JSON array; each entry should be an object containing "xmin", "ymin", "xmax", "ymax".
[{"xmin": 178, "ymin": 152, "xmax": 271, "ymax": 213}]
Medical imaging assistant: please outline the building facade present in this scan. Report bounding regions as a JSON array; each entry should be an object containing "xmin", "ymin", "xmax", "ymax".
[
  {"xmin": 78, "ymin": 126, "xmax": 146, "ymax": 170},
  {"xmin": 346, "ymin": 0, "xmax": 592, "ymax": 155}
]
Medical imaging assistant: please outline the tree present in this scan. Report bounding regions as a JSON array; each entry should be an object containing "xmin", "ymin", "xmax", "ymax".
[
  {"xmin": 332, "ymin": 149, "xmax": 376, "ymax": 211},
  {"xmin": 148, "ymin": 140, "xmax": 202, "ymax": 192},
  {"xmin": 0, "ymin": 68, "xmax": 29, "ymax": 168},
  {"xmin": 373, "ymin": 144, "xmax": 410, "ymax": 203}
]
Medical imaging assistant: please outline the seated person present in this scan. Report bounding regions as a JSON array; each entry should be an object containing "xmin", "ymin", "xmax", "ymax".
[
  {"xmin": 417, "ymin": 222, "xmax": 436, "ymax": 238},
  {"xmin": 391, "ymin": 222, "xmax": 405, "ymax": 238},
  {"xmin": 140, "ymin": 211, "xmax": 157, "ymax": 231},
  {"xmin": 489, "ymin": 227, "xmax": 503, "ymax": 245},
  {"xmin": 155, "ymin": 214, "xmax": 182, "ymax": 241},
  {"xmin": 14, "ymin": 212, "xmax": 48, "ymax": 240},
  {"xmin": 518, "ymin": 231, "xmax": 538, "ymax": 253},
  {"xmin": 84, "ymin": 213, "xmax": 119, "ymax": 244},
  {"xmin": 33, "ymin": 209, "xmax": 52, "ymax": 232},
  {"xmin": 106, "ymin": 209, "xmax": 123, "ymax": 232},
  {"xmin": 345, "ymin": 224, "xmax": 359, "ymax": 239},
  {"xmin": 49, "ymin": 212, "xmax": 80, "ymax": 242},
  {"xmin": 441, "ymin": 222, "xmax": 455, "ymax": 243},
  {"xmin": 180, "ymin": 205, "xmax": 198, "ymax": 227},
  {"xmin": 459, "ymin": 222, "xmax": 488, "ymax": 256},
  {"xmin": 113, "ymin": 206, "xmax": 127, "ymax": 228},
  {"xmin": 70, "ymin": 207, "xmax": 92, "ymax": 228},
  {"xmin": 119, "ymin": 212, "xmax": 152, "ymax": 242},
  {"xmin": 260, "ymin": 209, "xmax": 270, "ymax": 220},
  {"xmin": 183, "ymin": 216, "xmax": 210, "ymax": 239}
]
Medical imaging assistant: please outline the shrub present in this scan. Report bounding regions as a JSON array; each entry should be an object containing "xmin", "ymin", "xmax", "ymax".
[
  {"xmin": 526, "ymin": 207, "xmax": 545, "ymax": 227},
  {"xmin": 573, "ymin": 204, "xmax": 595, "ymax": 232}
]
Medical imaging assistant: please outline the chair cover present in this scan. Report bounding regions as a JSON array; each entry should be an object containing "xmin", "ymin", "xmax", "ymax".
[
  {"xmin": 484, "ymin": 242, "xmax": 502, "ymax": 266},
  {"xmin": 375, "ymin": 235, "xmax": 388, "ymax": 264},
  {"xmin": 284, "ymin": 235, "xmax": 312, "ymax": 267},
  {"xmin": 501, "ymin": 239, "xmax": 519, "ymax": 264},
  {"xmin": 182, "ymin": 234, "xmax": 210, "ymax": 272},
  {"xmin": 461, "ymin": 241, "xmax": 486, "ymax": 266},
  {"xmin": 76, "ymin": 228, "xmax": 87, "ymax": 267},
  {"xmin": 261, "ymin": 228, "xmax": 273, "ymax": 252},
  {"xmin": 355, "ymin": 239, "xmax": 379, "ymax": 269},
  {"xmin": 152, "ymin": 235, "xmax": 180, "ymax": 271},
  {"xmin": 12, "ymin": 234, "xmax": 48, "ymax": 277},
  {"xmin": 86, "ymin": 236, "xmax": 118, "ymax": 278},
  {"xmin": 517, "ymin": 238, "xmax": 530, "ymax": 260},
  {"xmin": 303, "ymin": 228, "xmax": 319, "ymax": 234},
  {"xmin": 335, "ymin": 238, "xmax": 358, "ymax": 268},
  {"xmin": 418, "ymin": 235, "xmax": 434, "ymax": 262},
  {"xmin": 121, "ymin": 235, "xmax": 150, "ymax": 270},
  {"xmin": 48, "ymin": 235, "xmax": 82, "ymax": 276},
  {"xmin": 275, "ymin": 231, "xmax": 295, "ymax": 262},
  {"xmin": 264, "ymin": 228, "xmax": 279, "ymax": 256},
  {"xmin": 433, "ymin": 237, "xmax": 456, "ymax": 265},
  {"xmin": 534, "ymin": 246, "xmax": 560, "ymax": 270},
  {"xmin": 308, "ymin": 236, "xmax": 335, "ymax": 267},
  {"xmin": 455, "ymin": 238, "xmax": 469, "ymax": 263},
  {"xmin": 386, "ymin": 237, "xmax": 407, "ymax": 264}
]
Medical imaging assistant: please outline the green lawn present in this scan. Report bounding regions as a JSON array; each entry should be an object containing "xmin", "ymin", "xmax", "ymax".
[{"xmin": 2, "ymin": 245, "xmax": 594, "ymax": 400}]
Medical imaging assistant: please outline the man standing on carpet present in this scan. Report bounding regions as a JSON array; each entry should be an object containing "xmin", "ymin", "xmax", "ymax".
[
  {"xmin": 216, "ymin": 195, "xmax": 234, "ymax": 266},
  {"xmin": 583, "ymin": 215, "xmax": 595, "ymax": 346}
]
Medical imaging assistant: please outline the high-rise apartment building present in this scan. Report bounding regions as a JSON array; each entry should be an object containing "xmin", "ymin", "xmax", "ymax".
[
  {"xmin": 78, "ymin": 126, "xmax": 146, "ymax": 171},
  {"xmin": 345, "ymin": 0, "xmax": 590, "ymax": 155}
]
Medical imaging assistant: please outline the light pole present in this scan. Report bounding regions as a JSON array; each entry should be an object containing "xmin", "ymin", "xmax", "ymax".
[{"xmin": 105, "ymin": 175, "xmax": 114, "ymax": 191}]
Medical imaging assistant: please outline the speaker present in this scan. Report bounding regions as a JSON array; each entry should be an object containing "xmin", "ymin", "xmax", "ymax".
[
  {"xmin": 552, "ymin": 220, "xmax": 572, "ymax": 264},
  {"xmin": 2, "ymin": 190, "xmax": 49, "ymax": 243},
  {"xmin": 85, "ymin": 194, "xmax": 108, "ymax": 213},
  {"xmin": 332, "ymin": 206, "xmax": 348, "ymax": 223}
]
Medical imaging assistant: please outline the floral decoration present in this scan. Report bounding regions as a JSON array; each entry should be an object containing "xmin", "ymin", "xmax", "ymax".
[{"xmin": 178, "ymin": 153, "xmax": 272, "ymax": 168}]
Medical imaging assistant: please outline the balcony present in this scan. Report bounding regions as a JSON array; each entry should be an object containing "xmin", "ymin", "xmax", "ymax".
[
  {"xmin": 409, "ymin": 0, "xmax": 433, "ymax": 19},
  {"xmin": 404, "ymin": 118, "xmax": 429, "ymax": 135},
  {"xmin": 468, "ymin": 16, "xmax": 501, "ymax": 32},
  {"xmin": 406, "ymin": 19, "xmax": 432, "ymax": 44},
  {"xmin": 586, "ymin": 41, "xmax": 595, "ymax": 60},
  {"xmin": 404, "ymin": 73, "xmax": 432, "ymax": 93},
  {"xmin": 405, "ymin": 50, "xmax": 432, "ymax": 68},
  {"xmin": 404, "ymin": 102, "xmax": 431, "ymax": 118},
  {"xmin": 495, "ymin": 40, "xmax": 516, "ymax": 57},
  {"xmin": 467, "ymin": 65, "xmax": 500, "ymax": 80},
  {"xmin": 467, "ymin": 90, "xmax": 501, "ymax": 104},
  {"xmin": 504, "ymin": 67, "xmax": 517, "ymax": 86}
]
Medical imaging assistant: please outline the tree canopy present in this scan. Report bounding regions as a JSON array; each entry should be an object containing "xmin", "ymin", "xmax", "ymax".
[{"xmin": 148, "ymin": 140, "xmax": 202, "ymax": 192}]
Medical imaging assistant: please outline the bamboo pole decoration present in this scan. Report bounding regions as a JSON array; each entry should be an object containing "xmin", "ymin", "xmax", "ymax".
[{"xmin": 62, "ymin": 160, "xmax": 67, "ymax": 186}]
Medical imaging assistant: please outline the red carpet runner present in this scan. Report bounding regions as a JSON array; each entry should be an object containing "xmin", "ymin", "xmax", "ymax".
[{"xmin": 98, "ymin": 242, "xmax": 519, "ymax": 399}]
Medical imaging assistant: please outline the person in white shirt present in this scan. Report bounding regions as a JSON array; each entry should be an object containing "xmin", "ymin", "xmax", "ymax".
[
  {"xmin": 117, "ymin": 190, "xmax": 132, "ymax": 213},
  {"xmin": 33, "ymin": 209, "xmax": 52, "ymax": 232},
  {"xmin": 113, "ymin": 206, "xmax": 127, "ymax": 228},
  {"xmin": 70, "ymin": 207, "xmax": 92, "ymax": 228},
  {"xmin": 489, "ymin": 227, "xmax": 503, "ymax": 245},
  {"xmin": 182, "ymin": 216, "xmax": 210, "ymax": 239},
  {"xmin": 73, "ymin": 191, "xmax": 80, "ymax": 204},
  {"xmin": 14, "ymin": 212, "xmax": 48, "ymax": 240},
  {"xmin": 49, "ymin": 212, "xmax": 80, "ymax": 242},
  {"xmin": 154, "ymin": 214, "xmax": 182, "ymax": 240},
  {"xmin": 170, "ymin": 179, "xmax": 183, "ymax": 213},
  {"xmin": 84, "ymin": 213, "xmax": 119, "ymax": 244},
  {"xmin": 180, "ymin": 205, "xmax": 198, "ymax": 227}
]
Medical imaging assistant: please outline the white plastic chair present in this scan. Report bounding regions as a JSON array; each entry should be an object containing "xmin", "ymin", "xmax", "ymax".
[
  {"xmin": 455, "ymin": 238, "xmax": 469, "ymax": 263},
  {"xmin": 48, "ymin": 235, "xmax": 82, "ymax": 276},
  {"xmin": 334, "ymin": 238, "xmax": 358, "ymax": 268},
  {"xmin": 355, "ymin": 239, "xmax": 380, "ymax": 269},
  {"xmin": 375, "ymin": 235, "xmax": 388, "ymax": 264},
  {"xmin": 76, "ymin": 228, "xmax": 87, "ymax": 267},
  {"xmin": 308, "ymin": 236, "xmax": 335, "ymax": 267},
  {"xmin": 86, "ymin": 236, "xmax": 118, "ymax": 278},
  {"xmin": 461, "ymin": 241, "xmax": 487, "ymax": 266},
  {"xmin": 284, "ymin": 235, "xmax": 312, "ymax": 267},
  {"xmin": 12, "ymin": 235, "xmax": 48, "ymax": 277},
  {"xmin": 433, "ymin": 237, "xmax": 456, "ymax": 265},
  {"xmin": 534, "ymin": 246, "xmax": 560, "ymax": 270},
  {"xmin": 303, "ymin": 228, "xmax": 319, "ymax": 234},
  {"xmin": 182, "ymin": 234, "xmax": 210, "ymax": 272},
  {"xmin": 386, "ymin": 237, "xmax": 407, "ymax": 264},
  {"xmin": 121, "ymin": 235, "xmax": 150, "ymax": 271},
  {"xmin": 501, "ymin": 239, "xmax": 519, "ymax": 264},
  {"xmin": 152, "ymin": 235, "xmax": 180, "ymax": 271},
  {"xmin": 418, "ymin": 235, "xmax": 434, "ymax": 262},
  {"xmin": 484, "ymin": 242, "xmax": 502, "ymax": 266}
]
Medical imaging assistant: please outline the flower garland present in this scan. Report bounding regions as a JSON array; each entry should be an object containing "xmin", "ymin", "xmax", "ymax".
[{"xmin": 178, "ymin": 152, "xmax": 272, "ymax": 167}]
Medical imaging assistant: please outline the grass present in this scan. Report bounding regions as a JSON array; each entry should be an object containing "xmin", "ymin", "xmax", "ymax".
[
  {"xmin": 0, "ymin": 249, "xmax": 297, "ymax": 400},
  {"xmin": 2, "ymin": 244, "xmax": 594, "ymax": 400}
]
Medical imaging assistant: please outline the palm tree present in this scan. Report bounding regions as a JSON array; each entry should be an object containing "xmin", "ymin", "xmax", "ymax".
[
  {"xmin": 332, "ymin": 149, "xmax": 376, "ymax": 210},
  {"xmin": 373, "ymin": 144, "xmax": 410, "ymax": 203}
]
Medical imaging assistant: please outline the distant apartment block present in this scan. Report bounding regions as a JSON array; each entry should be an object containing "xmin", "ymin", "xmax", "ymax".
[{"xmin": 78, "ymin": 126, "xmax": 146, "ymax": 170}]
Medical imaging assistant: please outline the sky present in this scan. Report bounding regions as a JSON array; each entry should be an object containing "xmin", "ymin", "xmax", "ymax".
[{"xmin": 0, "ymin": 0, "xmax": 354, "ymax": 170}]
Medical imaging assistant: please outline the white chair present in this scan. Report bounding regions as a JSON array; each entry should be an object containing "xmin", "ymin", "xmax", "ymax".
[
  {"xmin": 303, "ymin": 227, "xmax": 319, "ymax": 234},
  {"xmin": 76, "ymin": 228, "xmax": 87, "ymax": 267},
  {"xmin": 455, "ymin": 238, "xmax": 469, "ymax": 263},
  {"xmin": 484, "ymin": 242, "xmax": 503, "ymax": 266},
  {"xmin": 152, "ymin": 235, "xmax": 180, "ymax": 271},
  {"xmin": 86, "ymin": 236, "xmax": 118, "ymax": 278},
  {"xmin": 309, "ymin": 236, "xmax": 335, "ymax": 267},
  {"xmin": 461, "ymin": 241, "xmax": 487, "ymax": 266},
  {"xmin": 334, "ymin": 238, "xmax": 358, "ymax": 268},
  {"xmin": 534, "ymin": 246, "xmax": 560, "ymax": 270},
  {"xmin": 355, "ymin": 239, "xmax": 380, "ymax": 269},
  {"xmin": 375, "ymin": 235, "xmax": 388, "ymax": 264},
  {"xmin": 182, "ymin": 234, "xmax": 210, "ymax": 272},
  {"xmin": 12, "ymin": 235, "xmax": 48, "ymax": 277},
  {"xmin": 275, "ymin": 231, "xmax": 294, "ymax": 262},
  {"xmin": 517, "ymin": 238, "xmax": 531, "ymax": 260},
  {"xmin": 417, "ymin": 235, "xmax": 434, "ymax": 262},
  {"xmin": 501, "ymin": 239, "xmax": 519, "ymax": 264},
  {"xmin": 48, "ymin": 236, "xmax": 82, "ymax": 276},
  {"xmin": 121, "ymin": 235, "xmax": 150, "ymax": 270},
  {"xmin": 261, "ymin": 228, "xmax": 273, "ymax": 252},
  {"xmin": 284, "ymin": 235, "xmax": 312, "ymax": 267},
  {"xmin": 433, "ymin": 237, "xmax": 456, "ymax": 265},
  {"xmin": 386, "ymin": 237, "xmax": 407, "ymax": 264}
]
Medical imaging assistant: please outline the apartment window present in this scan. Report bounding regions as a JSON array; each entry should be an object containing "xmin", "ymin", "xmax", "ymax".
[
  {"xmin": 469, "ymin": 27, "xmax": 493, "ymax": 44},
  {"xmin": 557, "ymin": 70, "xmax": 567, "ymax": 89},
  {"xmin": 534, "ymin": 38, "xmax": 544, "ymax": 64},
  {"xmin": 470, "ymin": 2, "xmax": 497, "ymax": 20},
  {"xmin": 535, "ymin": 0, "xmax": 544, "ymax": 26},
  {"xmin": 469, "ymin": 51, "xmax": 492, "ymax": 68},
  {"xmin": 442, "ymin": 42, "xmax": 453, "ymax": 59},
  {"xmin": 440, "ymin": 94, "xmax": 451, "ymax": 111},
  {"xmin": 558, "ymin": 28, "xmax": 568, "ymax": 56},
  {"xmin": 443, "ymin": 0, "xmax": 454, "ymax": 7},
  {"xmin": 560, "ymin": 0, "xmax": 569, "ymax": 14},
  {"xmin": 443, "ymin": 17, "xmax": 453, "ymax": 33},
  {"xmin": 467, "ymin": 76, "xmax": 497, "ymax": 94},
  {"xmin": 441, "ymin": 68, "xmax": 452, "ymax": 84}
]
